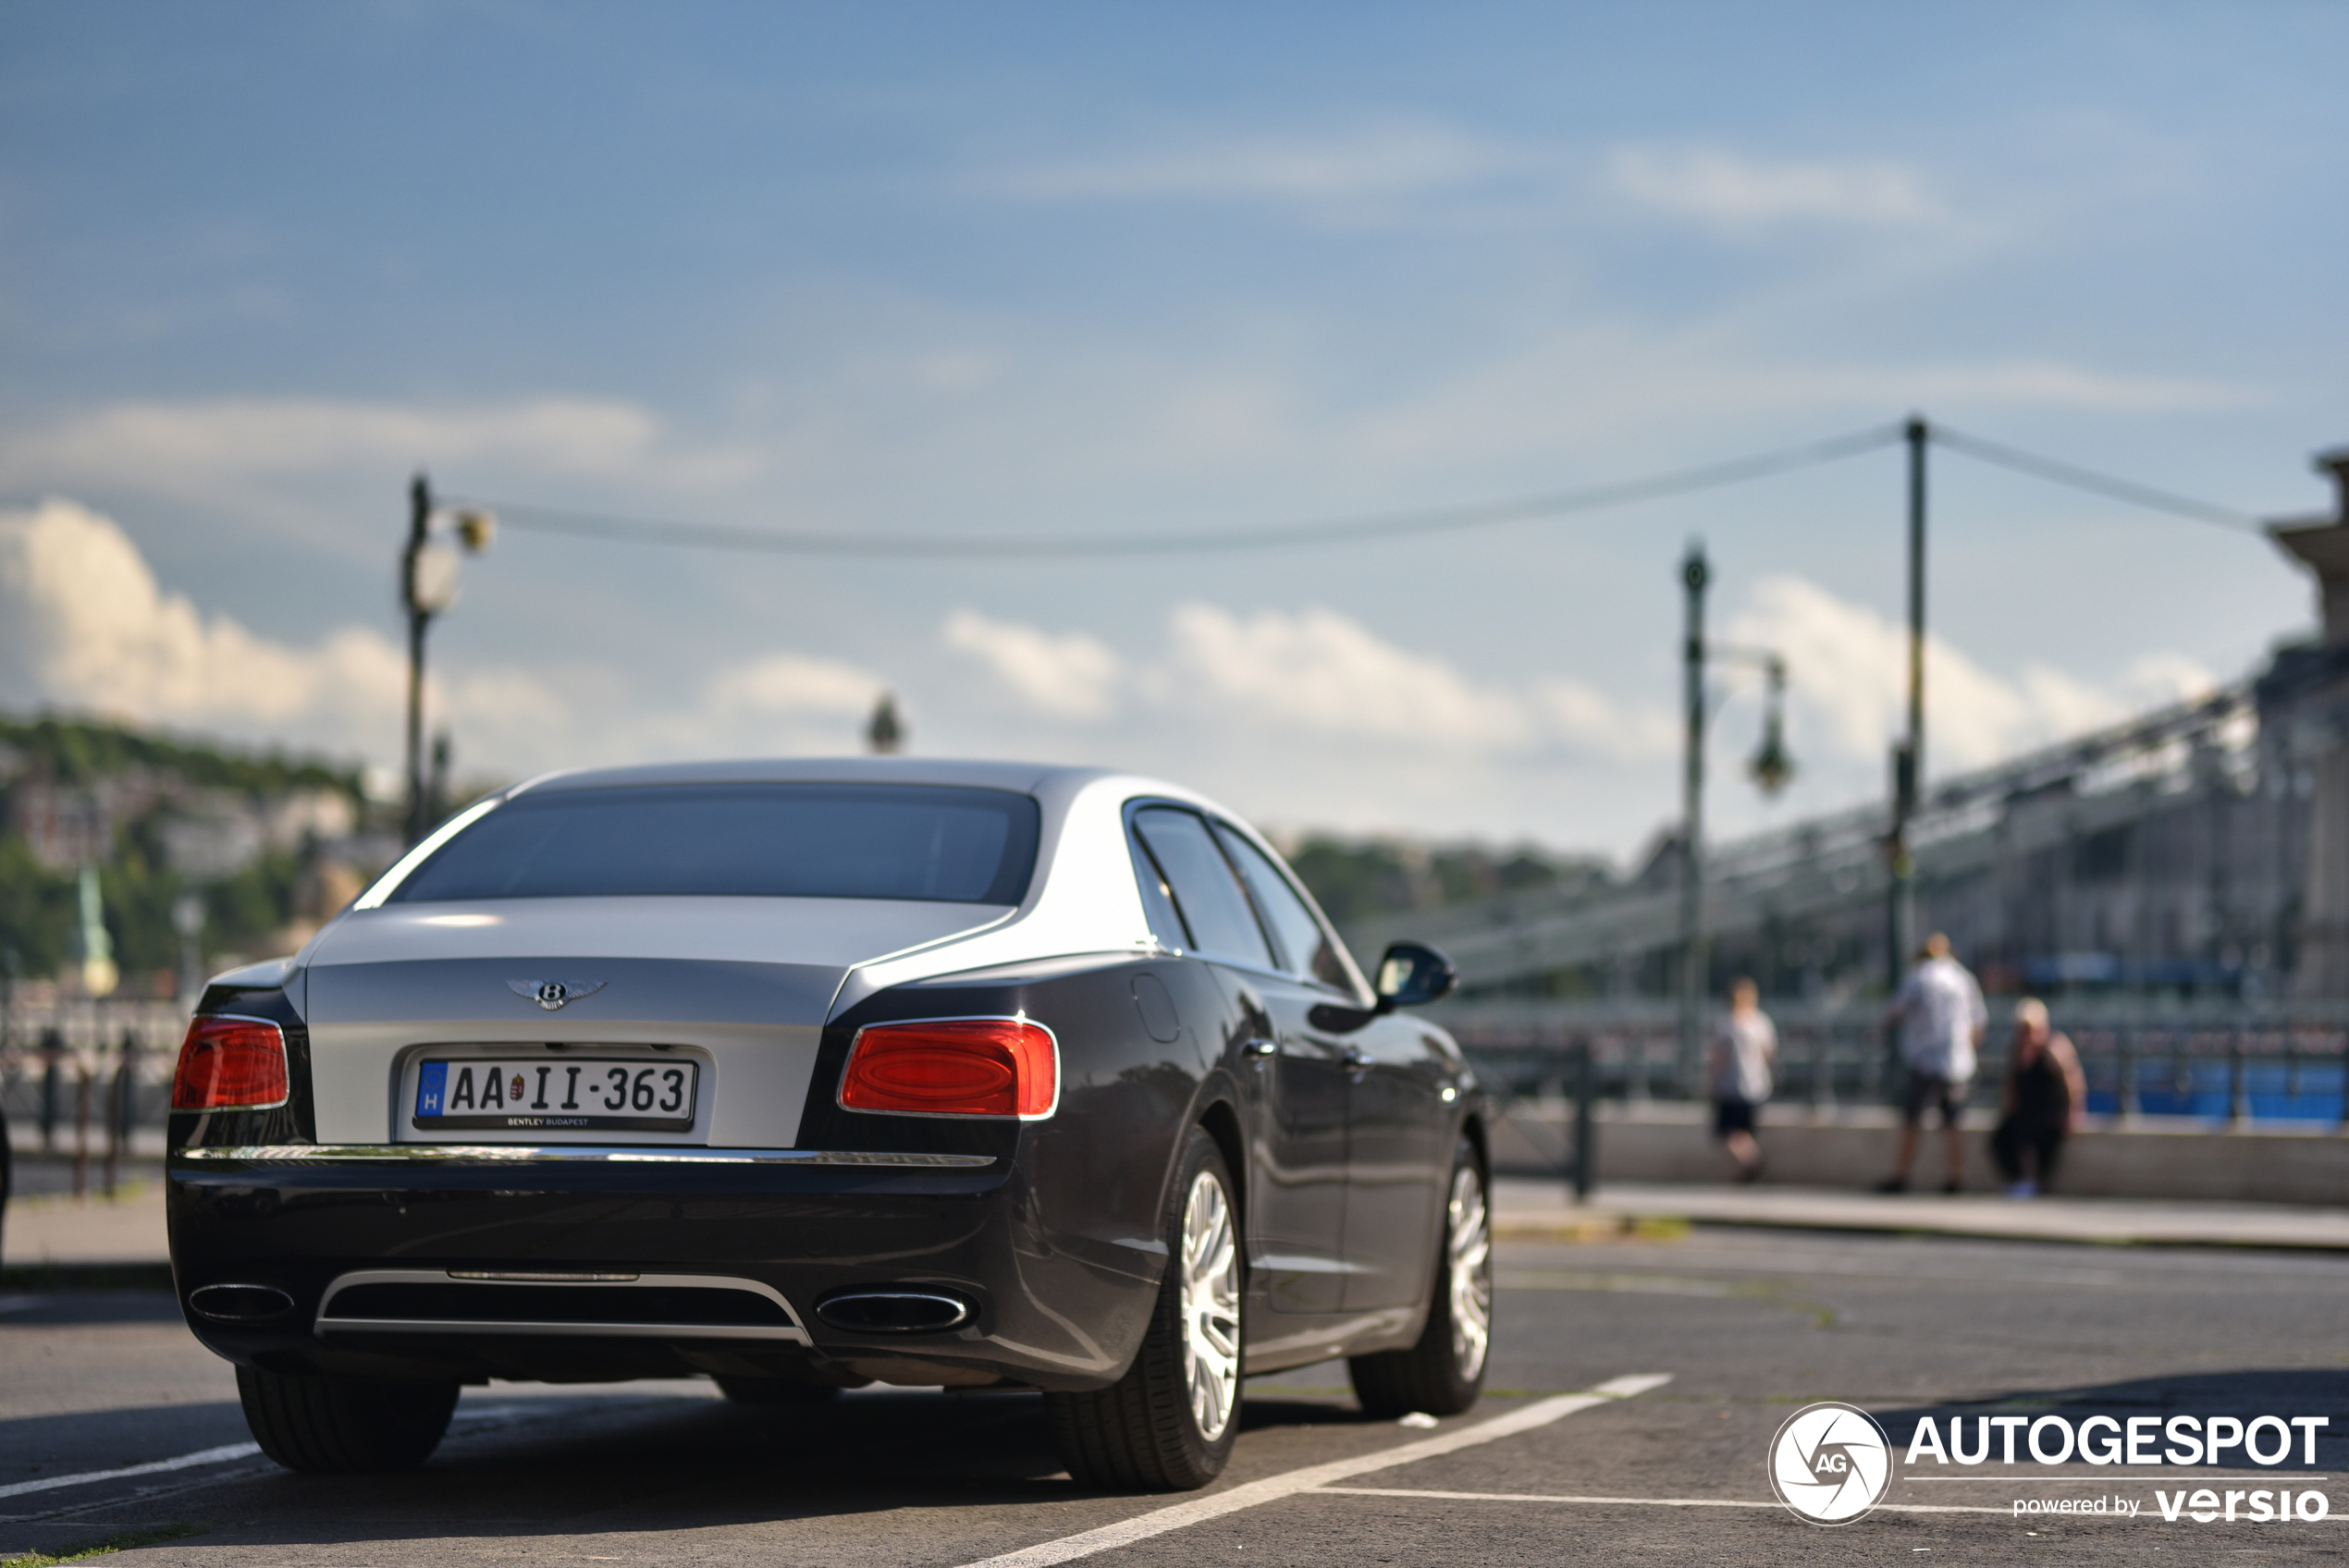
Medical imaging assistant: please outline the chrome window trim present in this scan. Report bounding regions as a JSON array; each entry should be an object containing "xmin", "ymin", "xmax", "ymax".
[
  {"xmin": 175, "ymin": 1144, "xmax": 996, "ymax": 1168},
  {"xmin": 314, "ymin": 1267, "xmax": 809, "ymax": 1343}
]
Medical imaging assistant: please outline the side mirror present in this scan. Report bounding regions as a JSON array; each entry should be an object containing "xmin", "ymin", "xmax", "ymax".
[{"xmin": 1374, "ymin": 941, "xmax": 1457, "ymax": 1013}]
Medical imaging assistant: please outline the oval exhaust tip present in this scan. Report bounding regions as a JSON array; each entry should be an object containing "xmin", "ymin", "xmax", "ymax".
[
  {"xmin": 189, "ymin": 1283, "xmax": 297, "ymax": 1323},
  {"xmin": 816, "ymin": 1290, "xmax": 973, "ymax": 1335}
]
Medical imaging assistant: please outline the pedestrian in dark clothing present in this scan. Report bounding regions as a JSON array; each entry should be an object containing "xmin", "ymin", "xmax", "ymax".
[{"xmin": 1990, "ymin": 998, "xmax": 2085, "ymax": 1199}]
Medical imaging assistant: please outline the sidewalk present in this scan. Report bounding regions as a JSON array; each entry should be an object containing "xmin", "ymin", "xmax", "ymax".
[
  {"xmin": 1494, "ymin": 1175, "xmax": 2349, "ymax": 1251},
  {"xmin": 11, "ymin": 1168, "xmax": 2348, "ymax": 1271},
  {"xmin": 1, "ymin": 1181, "xmax": 167, "ymax": 1268}
]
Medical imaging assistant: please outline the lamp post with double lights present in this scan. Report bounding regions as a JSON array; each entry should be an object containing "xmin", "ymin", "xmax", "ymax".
[
  {"xmin": 1675, "ymin": 541, "xmax": 1796, "ymax": 1095},
  {"xmin": 401, "ymin": 473, "xmax": 496, "ymax": 846}
]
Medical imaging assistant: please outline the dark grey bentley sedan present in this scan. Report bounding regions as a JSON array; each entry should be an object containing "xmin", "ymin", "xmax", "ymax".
[{"xmin": 166, "ymin": 759, "xmax": 1491, "ymax": 1491}]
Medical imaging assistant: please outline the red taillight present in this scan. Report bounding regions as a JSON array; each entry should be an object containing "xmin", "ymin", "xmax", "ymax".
[
  {"xmin": 171, "ymin": 1016, "xmax": 290, "ymax": 1111},
  {"xmin": 840, "ymin": 1018, "xmax": 1058, "ymax": 1119}
]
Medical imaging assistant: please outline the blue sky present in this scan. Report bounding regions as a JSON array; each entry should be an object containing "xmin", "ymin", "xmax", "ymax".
[{"xmin": 2, "ymin": 2, "xmax": 2343, "ymax": 856}]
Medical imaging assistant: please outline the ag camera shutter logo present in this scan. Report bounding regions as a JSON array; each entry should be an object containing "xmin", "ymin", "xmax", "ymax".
[{"xmin": 1769, "ymin": 1402, "xmax": 1895, "ymax": 1525}]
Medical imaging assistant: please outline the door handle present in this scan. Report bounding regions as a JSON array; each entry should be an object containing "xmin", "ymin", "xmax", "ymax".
[
  {"xmin": 1241, "ymin": 1037, "xmax": 1279, "ymax": 1060},
  {"xmin": 1342, "ymin": 1046, "xmax": 1375, "ymax": 1070}
]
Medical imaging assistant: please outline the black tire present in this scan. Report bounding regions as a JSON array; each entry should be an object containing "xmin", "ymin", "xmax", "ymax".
[
  {"xmin": 1045, "ymin": 1126, "xmax": 1242, "ymax": 1491},
  {"xmin": 1349, "ymin": 1139, "xmax": 1492, "ymax": 1419},
  {"xmin": 235, "ymin": 1366, "xmax": 461, "ymax": 1474},
  {"xmin": 714, "ymin": 1374, "xmax": 842, "ymax": 1405}
]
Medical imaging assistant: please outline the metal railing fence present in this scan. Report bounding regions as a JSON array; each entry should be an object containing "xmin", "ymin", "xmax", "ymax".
[
  {"xmin": 1, "ymin": 998, "xmax": 190, "ymax": 1196},
  {"xmin": 1446, "ymin": 1006, "xmax": 2349, "ymax": 1132}
]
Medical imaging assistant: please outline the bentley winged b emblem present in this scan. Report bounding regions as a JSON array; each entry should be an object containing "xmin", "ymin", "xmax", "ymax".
[{"xmin": 508, "ymin": 979, "xmax": 607, "ymax": 1012}]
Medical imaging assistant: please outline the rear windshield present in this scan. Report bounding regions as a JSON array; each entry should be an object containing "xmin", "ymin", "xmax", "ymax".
[{"xmin": 388, "ymin": 783, "xmax": 1040, "ymax": 905}]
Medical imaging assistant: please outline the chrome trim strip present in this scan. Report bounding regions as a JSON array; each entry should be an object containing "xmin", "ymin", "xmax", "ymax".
[
  {"xmin": 314, "ymin": 1268, "xmax": 810, "ymax": 1343},
  {"xmin": 177, "ymin": 1144, "xmax": 996, "ymax": 1169},
  {"xmin": 317, "ymin": 1317, "xmax": 809, "ymax": 1341},
  {"xmin": 447, "ymin": 1270, "xmax": 640, "ymax": 1282}
]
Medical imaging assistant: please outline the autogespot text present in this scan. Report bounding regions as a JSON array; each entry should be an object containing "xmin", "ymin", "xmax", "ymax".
[{"xmin": 1905, "ymin": 1414, "xmax": 2332, "ymax": 1525}]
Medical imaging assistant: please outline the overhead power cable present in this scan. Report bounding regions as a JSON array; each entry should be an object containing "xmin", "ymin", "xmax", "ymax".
[
  {"xmin": 459, "ymin": 419, "xmax": 2270, "ymax": 561},
  {"xmin": 1927, "ymin": 424, "xmax": 2263, "ymax": 533},
  {"xmin": 460, "ymin": 423, "xmax": 1905, "ymax": 559}
]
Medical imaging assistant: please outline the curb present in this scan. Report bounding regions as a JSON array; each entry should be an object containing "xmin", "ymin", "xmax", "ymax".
[{"xmin": 1494, "ymin": 1207, "xmax": 2349, "ymax": 1254}]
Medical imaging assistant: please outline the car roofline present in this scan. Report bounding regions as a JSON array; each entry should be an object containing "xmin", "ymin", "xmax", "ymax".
[{"xmin": 504, "ymin": 756, "xmax": 1106, "ymax": 796}]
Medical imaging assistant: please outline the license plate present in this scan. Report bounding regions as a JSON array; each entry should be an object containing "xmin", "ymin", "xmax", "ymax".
[{"xmin": 412, "ymin": 1058, "xmax": 698, "ymax": 1133}]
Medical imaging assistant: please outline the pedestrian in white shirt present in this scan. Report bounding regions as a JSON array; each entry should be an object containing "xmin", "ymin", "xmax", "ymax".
[
  {"xmin": 1707, "ymin": 976, "xmax": 1777, "ymax": 1182},
  {"xmin": 1876, "ymin": 932, "xmax": 1986, "ymax": 1194}
]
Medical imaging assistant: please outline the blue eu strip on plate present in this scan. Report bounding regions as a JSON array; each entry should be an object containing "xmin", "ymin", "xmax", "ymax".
[{"xmin": 417, "ymin": 1060, "xmax": 448, "ymax": 1118}]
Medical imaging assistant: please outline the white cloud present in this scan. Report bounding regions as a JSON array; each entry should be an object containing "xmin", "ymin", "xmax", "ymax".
[
  {"xmin": 1156, "ymin": 602, "xmax": 1531, "ymax": 749},
  {"xmin": 947, "ymin": 600, "xmax": 1680, "ymax": 763},
  {"xmin": 942, "ymin": 609, "xmax": 1124, "ymax": 720},
  {"xmin": 0, "ymin": 396, "xmax": 762, "ymax": 495},
  {"xmin": 1608, "ymin": 145, "xmax": 1946, "ymax": 227},
  {"xmin": 0, "ymin": 499, "xmax": 2240, "ymax": 861},
  {"xmin": 0, "ymin": 496, "xmax": 571, "ymax": 763},
  {"xmin": 981, "ymin": 122, "xmax": 1509, "ymax": 203},
  {"xmin": 704, "ymin": 652, "xmax": 883, "ymax": 719},
  {"xmin": 1722, "ymin": 573, "xmax": 2215, "ymax": 774},
  {"xmin": 0, "ymin": 496, "xmax": 904, "ymax": 777},
  {"xmin": 1531, "ymin": 677, "xmax": 1681, "ymax": 765},
  {"xmin": 1146, "ymin": 602, "xmax": 1675, "ymax": 764}
]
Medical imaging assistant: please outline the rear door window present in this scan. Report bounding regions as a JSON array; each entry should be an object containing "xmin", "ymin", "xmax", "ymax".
[
  {"xmin": 1130, "ymin": 807, "xmax": 1274, "ymax": 969},
  {"xmin": 1212, "ymin": 824, "xmax": 1356, "ymax": 993}
]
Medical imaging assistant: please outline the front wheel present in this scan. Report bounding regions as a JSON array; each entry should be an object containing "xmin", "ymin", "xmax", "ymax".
[
  {"xmin": 1045, "ymin": 1125, "xmax": 1242, "ymax": 1491},
  {"xmin": 1349, "ymin": 1140, "xmax": 1492, "ymax": 1418},
  {"xmin": 236, "ymin": 1366, "xmax": 460, "ymax": 1473}
]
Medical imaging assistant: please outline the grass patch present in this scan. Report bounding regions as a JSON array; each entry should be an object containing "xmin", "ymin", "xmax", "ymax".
[
  {"xmin": 1, "ymin": 1524, "xmax": 205, "ymax": 1566},
  {"xmin": 1494, "ymin": 1212, "xmax": 1692, "ymax": 1244}
]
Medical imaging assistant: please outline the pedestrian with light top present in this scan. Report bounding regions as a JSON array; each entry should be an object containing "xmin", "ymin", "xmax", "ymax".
[
  {"xmin": 1708, "ymin": 976, "xmax": 1776, "ymax": 1182},
  {"xmin": 1876, "ymin": 932, "xmax": 1986, "ymax": 1194}
]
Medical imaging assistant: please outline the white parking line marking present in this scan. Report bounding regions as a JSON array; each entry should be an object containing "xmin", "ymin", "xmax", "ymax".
[
  {"xmin": 958, "ymin": 1373, "xmax": 1671, "ymax": 1568},
  {"xmin": 0, "ymin": 1443, "xmax": 263, "ymax": 1501},
  {"xmin": 0, "ymin": 1464, "xmax": 279, "ymax": 1525},
  {"xmin": 1316, "ymin": 1486, "xmax": 2011, "ymax": 1515}
]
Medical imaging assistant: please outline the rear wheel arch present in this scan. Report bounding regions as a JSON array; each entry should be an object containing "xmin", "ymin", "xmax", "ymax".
[
  {"xmin": 1194, "ymin": 1096, "xmax": 1247, "ymax": 1229},
  {"xmin": 1459, "ymin": 1112, "xmax": 1491, "ymax": 1184}
]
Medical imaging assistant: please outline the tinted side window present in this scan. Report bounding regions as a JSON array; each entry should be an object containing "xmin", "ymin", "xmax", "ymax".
[
  {"xmin": 1130, "ymin": 832, "xmax": 1192, "ymax": 951},
  {"xmin": 1214, "ymin": 824, "xmax": 1354, "ymax": 992},
  {"xmin": 1131, "ymin": 807, "xmax": 1273, "ymax": 969}
]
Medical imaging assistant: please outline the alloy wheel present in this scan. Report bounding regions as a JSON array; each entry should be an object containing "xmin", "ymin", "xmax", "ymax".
[
  {"xmin": 1179, "ymin": 1170, "xmax": 1241, "ymax": 1441},
  {"xmin": 1445, "ymin": 1163, "xmax": 1493, "ymax": 1381}
]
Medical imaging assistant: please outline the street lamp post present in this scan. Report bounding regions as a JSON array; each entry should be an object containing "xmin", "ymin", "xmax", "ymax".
[
  {"xmin": 400, "ymin": 472, "xmax": 495, "ymax": 846},
  {"xmin": 1676, "ymin": 542, "xmax": 1797, "ymax": 1096},
  {"xmin": 1886, "ymin": 418, "xmax": 1928, "ymax": 1008},
  {"xmin": 1678, "ymin": 545, "xmax": 1710, "ymax": 1096},
  {"xmin": 402, "ymin": 476, "xmax": 432, "ymax": 847}
]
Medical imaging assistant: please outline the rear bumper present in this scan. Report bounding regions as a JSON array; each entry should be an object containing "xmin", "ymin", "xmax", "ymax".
[{"xmin": 166, "ymin": 1145, "xmax": 1163, "ymax": 1392}]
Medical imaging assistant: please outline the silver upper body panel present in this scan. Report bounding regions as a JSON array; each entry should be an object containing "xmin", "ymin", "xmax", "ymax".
[{"xmin": 267, "ymin": 759, "xmax": 1348, "ymax": 1146}]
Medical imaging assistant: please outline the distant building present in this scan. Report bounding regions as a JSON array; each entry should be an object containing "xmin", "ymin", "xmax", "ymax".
[
  {"xmin": 1352, "ymin": 445, "xmax": 2349, "ymax": 1004},
  {"xmin": 2265, "ymin": 447, "xmax": 2349, "ymax": 996}
]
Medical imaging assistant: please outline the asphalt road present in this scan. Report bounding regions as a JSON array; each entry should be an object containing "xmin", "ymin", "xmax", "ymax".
[{"xmin": 4, "ymin": 1226, "xmax": 2344, "ymax": 1565}]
